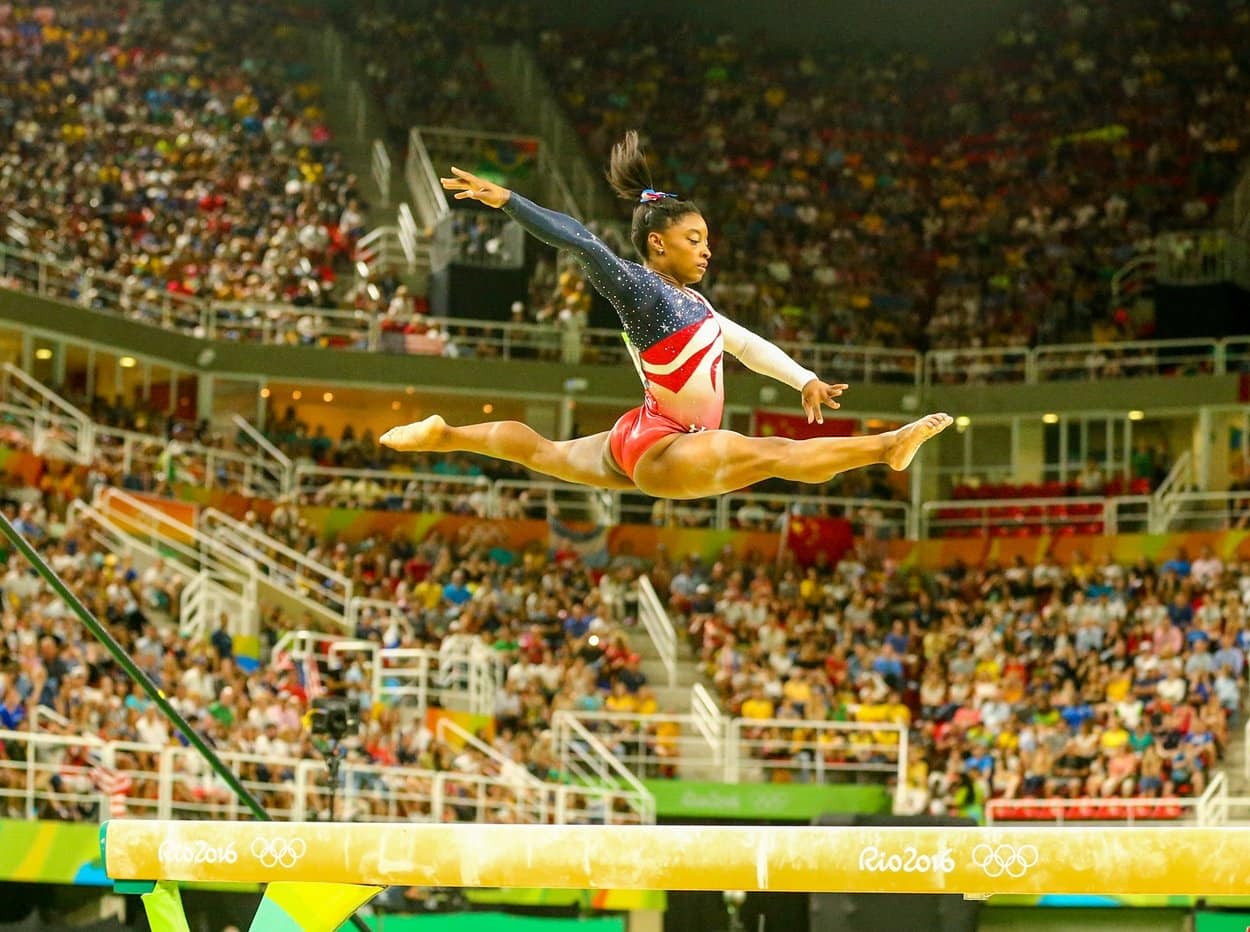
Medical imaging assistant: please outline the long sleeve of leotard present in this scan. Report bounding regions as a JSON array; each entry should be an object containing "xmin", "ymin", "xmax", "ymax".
[
  {"xmin": 502, "ymin": 193, "xmax": 665, "ymax": 333},
  {"xmin": 715, "ymin": 311, "xmax": 819, "ymax": 392}
]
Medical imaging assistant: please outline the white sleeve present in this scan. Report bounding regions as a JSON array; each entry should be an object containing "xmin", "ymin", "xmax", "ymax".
[{"xmin": 715, "ymin": 311, "xmax": 818, "ymax": 393}]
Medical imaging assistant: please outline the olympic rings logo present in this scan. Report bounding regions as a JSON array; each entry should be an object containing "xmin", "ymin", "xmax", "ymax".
[
  {"xmin": 250, "ymin": 837, "xmax": 307, "ymax": 869},
  {"xmin": 970, "ymin": 843, "xmax": 1039, "ymax": 879}
]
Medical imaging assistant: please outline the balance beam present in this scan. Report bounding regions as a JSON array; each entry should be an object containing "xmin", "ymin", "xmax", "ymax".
[{"xmin": 102, "ymin": 821, "xmax": 1250, "ymax": 895}]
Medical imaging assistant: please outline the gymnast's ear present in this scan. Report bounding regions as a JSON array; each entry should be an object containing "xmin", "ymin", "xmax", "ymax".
[{"xmin": 646, "ymin": 230, "xmax": 667, "ymax": 257}]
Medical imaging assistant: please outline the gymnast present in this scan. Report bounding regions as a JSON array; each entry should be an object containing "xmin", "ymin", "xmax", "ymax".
[{"xmin": 381, "ymin": 131, "xmax": 951, "ymax": 500}]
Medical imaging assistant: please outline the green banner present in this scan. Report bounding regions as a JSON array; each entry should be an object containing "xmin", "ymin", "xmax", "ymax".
[
  {"xmin": 644, "ymin": 781, "xmax": 889, "ymax": 821},
  {"xmin": 347, "ymin": 915, "xmax": 624, "ymax": 932},
  {"xmin": 1196, "ymin": 911, "xmax": 1250, "ymax": 931}
]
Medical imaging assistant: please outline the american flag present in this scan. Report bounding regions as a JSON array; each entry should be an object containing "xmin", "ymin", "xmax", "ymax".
[
  {"xmin": 90, "ymin": 759, "xmax": 133, "ymax": 797},
  {"xmin": 303, "ymin": 654, "xmax": 325, "ymax": 701}
]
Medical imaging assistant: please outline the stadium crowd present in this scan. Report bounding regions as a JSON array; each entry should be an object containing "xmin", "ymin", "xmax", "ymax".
[
  {"xmin": 667, "ymin": 543, "xmax": 1248, "ymax": 819},
  {"xmin": 533, "ymin": 0, "xmax": 1250, "ymax": 353},
  {"xmin": 2, "ymin": 0, "xmax": 1246, "ymax": 373},
  {"xmin": 327, "ymin": 0, "xmax": 1250, "ymax": 358},
  {"xmin": 0, "ymin": 435, "xmax": 1245, "ymax": 825},
  {"xmin": 0, "ymin": 0, "xmax": 379, "ymax": 319}
]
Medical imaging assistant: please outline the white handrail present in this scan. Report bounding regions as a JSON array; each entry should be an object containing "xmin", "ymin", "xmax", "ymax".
[
  {"xmin": 554, "ymin": 714, "xmax": 651, "ymax": 802},
  {"xmin": 1196, "ymin": 771, "xmax": 1228, "ymax": 826},
  {"xmin": 985, "ymin": 794, "xmax": 1205, "ymax": 826},
  {"xmin": 726, "ymin": 717, "xmax": 905, "ymax": 785},
  {"xmin": 84, "ymin": 491, "xmax": 259, "ymax": 637},
  {"xmin": 1161, "ymin": 490, "xmax": 1250, "ymax": 531},
  {"xmin": 718, "ymin": 492, "xmax": 911, "ymax": 536},
  {"xmin": 920, "ymin": 494, "xmax": 1152, "ymax": 537},
  {"xmin": 3, "ymin": 241, "xmax": 1250, "ymax": 386},
  {"xmin": 371, "ymin": 139, "xmax": 392, "ymax": 205},
  {"xmin": 0, "ymin": 728, "xmax": 625, "ymax": 825},
  {"xmin": 435, "ymin": 718, "xmax": 543, "ymax": 788},
  {"xmin": 690, "ymin": 684, "xmax": 725, "ymax": 769},
  {"xmin": 1151, "ymin": 450, "xmax": 1196, "ymax": 532},
  {"xmin": 230, "ymin": 414, "xmax": 293, "ymax": 495},
  {"xmin": 2, "ymin": 363, "xmax": 95, "ymax": 464},
  {"xmin": 201, "ymin": 507, "xmax": 352, "ymax": 619},
  {"xmin": 636, "ymin": 576, "xmax": 677, "ymax": 689}
]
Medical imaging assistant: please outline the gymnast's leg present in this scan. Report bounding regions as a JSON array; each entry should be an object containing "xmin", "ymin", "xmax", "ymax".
[
  {"xmin": 631, "ymin": 413, "xmax": 953, "ymax": 500},
  {"xmin": 380, "ymin": 415, "xmax": 636, "ymax": 491}
]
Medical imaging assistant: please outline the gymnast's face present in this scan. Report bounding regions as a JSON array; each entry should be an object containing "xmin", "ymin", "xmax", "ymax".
[{"xmin": 648, "ymin": 212, "xmax": 711, "ymax": 285}]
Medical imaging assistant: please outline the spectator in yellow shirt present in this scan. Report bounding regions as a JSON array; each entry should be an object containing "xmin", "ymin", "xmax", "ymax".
[{"xmin": 740, "ymin": 686, "xmax": 775, "ymax": 721}]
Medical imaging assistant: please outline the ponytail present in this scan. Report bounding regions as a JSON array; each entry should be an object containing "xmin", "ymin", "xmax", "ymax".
[{"xmin": 606, "ymin": 130, "xmax": 701, "ymax": 260}]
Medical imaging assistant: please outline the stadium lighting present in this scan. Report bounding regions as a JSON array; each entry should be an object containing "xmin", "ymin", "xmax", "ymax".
[
  {"xmin": 1128, "ymin": 410, "xmax": 1145, "ymax": 421},
  {"xmin": 34, "ymin": 348, "xmax": 52, "ymax": 360},
  {"xmin": 1042, "ymin": 413, "xmax": 1060, "ymax": 424},
  {"xmin": 119, "ymin": 356, "xmax": 137, "ymax": 368},
  {"xmin": 323, "ymin": 392, "xmax": 334, "ymax": 403},
  {"xmin": 955, "ymin": 415, "xmax": 971, "ymax": 430}
]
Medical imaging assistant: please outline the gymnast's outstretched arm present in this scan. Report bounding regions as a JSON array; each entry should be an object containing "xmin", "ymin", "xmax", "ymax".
[
  {"xmin": 441, "ymin": 166, "xmax": 663, "ymax": 326},
  {"xmin": 716, "ymin": 312, "xmax": 849, "ymax": 424}
]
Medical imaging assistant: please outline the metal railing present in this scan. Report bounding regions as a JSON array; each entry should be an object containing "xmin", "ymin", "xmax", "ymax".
[
  {"xmin": 636, "ymin": 576, "xmax": 677, "ymax": 689},
  {"xmin": 727, "ymin": 717, "xmax": 907, "ymax": 808},
  {"xmin": 435, "ymin": 719, "xmax": 542, "ymax": 788},
  {"xmin": 556, "ymin": 692, "xmax": 908, "ymax": 810},
  {"xmin": 717, "ymin": 492, "xmax": 911, "ymax": 539},
  {"xmin": 1160, "ymin": 490, "xmax": 1250, "ymax": 531},
  {"xmin": 550, "ymin": 713, "xmax": 655, "ymax": 825},
  {"xmin": 268, "ymin": 631, "xmax": 500, "ymax": 718},
  {"xmin": 920, "ymin": 494, "xmax": 1153, "ymax": 538},
  {"xmin": 89, "ymin": 488, "xmax": 261, "ymax": 637},
  {"xmin": 293, "ymin": 464, "xmax": 486, "ymax": 511},
  {"xmin": 1151, "ymin": 449, "xmax": 1195, "ymax": 532},
  {"xmin": 1156, "ymin": 230, "xmax": 1248, "ymax": 285},
  {"xmin": 0, "ymin": 365, "xmax": 282, "ymax": 497},
  {"xmin": 985, "ymin": 772, "xmax": 1226, "ymax": 827},
  {"xmin": 1110, "ymin": 251, "xmax": 1158, "ymax": 308},
  {"xmin": 6, "ymin": 242, "xmax": 1248, "ymax": 386},
  {"xmin": 1, "ymin": 363, "xmax": 94, "ymax": 464},
  {"xmin": 230, "ymin": 415, "xmax": 293, "ymax": 498},
  {"xmin": 371, "ymin": 139, "xmax": 392, "ymax": 205},
  {"xmin": 200, "ymin": 507, "xmax": 353, "ymax": 624},
  {"xmin": 0, "ymin": 729, "xmax": 649, "ymax": 825}
]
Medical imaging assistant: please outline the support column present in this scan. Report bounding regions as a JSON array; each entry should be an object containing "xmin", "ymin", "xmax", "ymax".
[
  {"xmin": 1014, "ymin": 417, "xmax": 1045, "ymax": 484},
  {"xmin": 197, "ymin": 374, "xmax": 214, "ymax": 425},
  {"xmin": 51, "ymin": 341, "xmax": 67, "ymax": 387},
  {"xmin": 1193, "ymin": 407, "xmax": 1213, "ymax": 491}
]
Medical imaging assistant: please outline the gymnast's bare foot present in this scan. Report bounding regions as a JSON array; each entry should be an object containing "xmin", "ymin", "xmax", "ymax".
[
  {"xmin": 885, "ymin": 413, "xmax": 953, "ymax": 471},
  {"xmin": 380, "ymin": 415, "xmax": 448, "ymax": 452}
]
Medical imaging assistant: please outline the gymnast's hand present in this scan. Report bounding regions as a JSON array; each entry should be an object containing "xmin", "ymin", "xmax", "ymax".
[
  {"xmin": 440, "ymin": 166, "xmax": 511, "ymax": 208},
  {"xmin": 801, "ymin": 379, "xmax": 848, "ymax": 424}
]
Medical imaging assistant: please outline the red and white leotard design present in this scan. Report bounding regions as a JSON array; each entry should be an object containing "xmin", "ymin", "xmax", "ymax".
[
  {"xmin": 633, "ymin": 296, "xmax": 724, "ymax": 432},
  {"xmin": 610, "ymin": 294, "xmax": 731, "ymax": 480}
]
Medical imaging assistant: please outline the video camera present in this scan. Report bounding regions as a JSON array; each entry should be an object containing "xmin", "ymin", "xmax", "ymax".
[{"xmin": 309, "ymin": 697, "xmax": 359, "ymax": 742}]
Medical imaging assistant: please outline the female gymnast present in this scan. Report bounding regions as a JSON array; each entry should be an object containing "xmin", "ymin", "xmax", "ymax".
[{"xmin": 381, "ymin": 131, "xmax": 951, "ymax": 500}]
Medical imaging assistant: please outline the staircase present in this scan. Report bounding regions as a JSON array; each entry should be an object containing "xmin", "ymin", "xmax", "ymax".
[
  {"xmin": 478, "ymin": 44, "xmax": 614, "ymax": 221},
  {"xmin": 300, "ymin": 26, "xmax": 425, "ymax": 286},
  {"xmin": 634, "ymin": 619, "xmax": 702, "ymax": 714}
]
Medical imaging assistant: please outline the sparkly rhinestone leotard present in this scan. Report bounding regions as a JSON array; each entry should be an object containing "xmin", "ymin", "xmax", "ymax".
[{"xmin": 503, "ymin": 193, "xmax": 818, "ymax": 480}]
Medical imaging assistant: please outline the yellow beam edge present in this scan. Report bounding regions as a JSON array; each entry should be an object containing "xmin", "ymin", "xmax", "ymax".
[{"xmin": 102, "ymin": 821, "xmax": 1250, "ymax": 896}]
